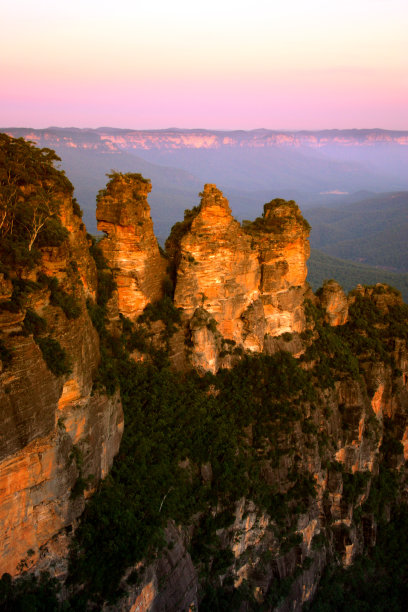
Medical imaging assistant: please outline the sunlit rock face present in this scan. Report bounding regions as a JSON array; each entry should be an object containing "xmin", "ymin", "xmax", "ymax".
[
  {"xmin": 246, "ymin": 198, "xmax": 311, "ymax": 339},
  {"xmin": 166, "ymin": 185, "xmax": 311, "ymax": 370},
  {"xmin": 318, "ymin": 279, "xmax": 348, "ymax": 326},
  {"xmin": 0, "ymin": 190, "xmax": 123, "ymax": 577},
  {"xmin": 96, "ymin": 173, "xmax": 167, "ymax": 321},
  {"xmin": 168, "ymin": 185, "xmax": 260, "ymax": 349}
]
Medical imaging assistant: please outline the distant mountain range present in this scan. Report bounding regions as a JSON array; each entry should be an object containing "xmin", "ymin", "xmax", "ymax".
[
  {"xmin": 4, "ymin": 126, "xmax": 408, "ymax": 150},
  {"xmin": 3, "ymin": 127, "xmax": 408, "ymax": 238}
]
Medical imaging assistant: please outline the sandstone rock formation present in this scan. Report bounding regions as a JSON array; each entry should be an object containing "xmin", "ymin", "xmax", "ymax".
[
  {"xmin": 1, "ymin": 140, "xmax": 408, "ymax": 612},
  {"xmin": 96, "ymin": 172, "xmax": 167, "ymax": 321},
  {"xmin": 0, "ymin": 164, "xmax": 123, "ymax": 576},
  {"xmin": 318, "ymin": 279, "xmax": 348, "ymax": 326},
  {"xmin": 166, "ymin": 185, "xmax": 311, "ymax": 371}
]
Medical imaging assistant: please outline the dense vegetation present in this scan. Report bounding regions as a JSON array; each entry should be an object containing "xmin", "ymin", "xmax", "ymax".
[
  {"xmin": 68, "ymin": 349, "xmax": 318, "ymax": 605},
  {"xmin": 243, "ymin": 198, "xmax": 311, "ymax": 234},
  {"xmin": 62, "ymin": 280, "xmax": 408, "ymax": 607},
  {"xmin": 0, "ymin": 134, "xmax": 74, "ymax": 269},
  {"xmin": 308, "ymin": 506, "xmax": 408, "ymax": 611}
]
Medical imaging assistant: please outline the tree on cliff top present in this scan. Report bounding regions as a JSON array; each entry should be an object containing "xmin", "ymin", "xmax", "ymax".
[{"xmin": 0, "ymin": 133, "xmax": 72, "ymax": 260}]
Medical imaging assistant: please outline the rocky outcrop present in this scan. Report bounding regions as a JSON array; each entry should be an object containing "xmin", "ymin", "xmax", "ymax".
[
  {"xmin": 166, "ymin": 186, "xmax": 310, "ymax": 371},
  {"xmin": 96, "ymin": 173, "xmax": 167, "ymax": 321},
  {"xmin": 0, "ymin": 178, "xmax": 123, "ymax": 576},
  {"xmin": 349, "ymin": 282, "xmax": 402, "ymax": 314},
  {"xmin": 246, "ymin": 197, "xmax": 311, "ymax": 338},
  {"xmin": 317, "ymin": 279, "xmax": 348, "ymax": 326},
  {"xmin": 1, "ymin": 141, "xmax": 407, "ymax": 612},
  {"xmin": 115, "ymin": 524, "xmax": 198, "ymax": 612}
]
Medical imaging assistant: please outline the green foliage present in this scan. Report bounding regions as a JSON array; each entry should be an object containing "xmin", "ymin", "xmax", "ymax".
[
  {"xmin": 22, "ymin": 309, "xmax": 47, "ymax": 337},
  {"xmin": 0, "ymin": 134, "xmax": 72, "ymax": 263},
  {"xmin": 86, "ymin": 237, "xmax": 117, "ymax": 341},
  {"xmin": 0, "ymin": 278, "xmax": 41, "ymax": 314},
  {"xmin": 88, "ymin": 237, "xmax": 108, "ymax": 271},
  {"xmin": 37, "ymin": 336, "xmax": 71, "ymax": 376},
  {"xmin": 200, "ymin": 579, "xmax": 258, "ymax": 612},
  {"xmin": 302, "ymin": 300, "xmax": 360, "ymax": 388},
  {"xmin": 86, "ymin": 299, "xmax": 106, "ymax": 336},
  {"xmin": 335, "ymin": 293, "xmax": 408, "ymax": 377},
  {"xmin": 363, "ymin": 468, "xmax": 400, "ymax": 520},
  {"xmin": 68, "ymin": 350, "xmax": 318, "ymax": 603},
  {"xmin": 35, "ymin": 217, "xmax": 68, "ymax": 248},
  {"xmin": 166, "ymin": 206, "xmax": 199, "ymax": 251},
  {"xmin": 311, "ymin": 532, "xmax": 326, "ymax": 551},
  {"xmin": 47, "ymin": 277, "xmax": 81, "ymax": 319},
  {"xmin": 342, "ymin": 471, "xmax": 370, "ymax": 505},
  {"xmin": 243, "ymin": 198, "xmax": 310, "ymax": 234},
  {"xmin": 96, "ymin": 270, "xmax": 116, "ymax": 309},
  {"xmin": 72, "ymin": 197, "xmax": 83, "ymax": 218},
  {"xmin": 138, "ymin": 296, "xmax": 181, "ymax": 339},
  {"xmin": 96, "ymin": 171, "xmax": 151, "ymax": 205},
  {"xmin": 0, "ymin": 571, "xmax": 61, "ymax": 612}
]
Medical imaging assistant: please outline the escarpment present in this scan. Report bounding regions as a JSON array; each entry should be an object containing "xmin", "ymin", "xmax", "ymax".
[
  {"xmin": 1, "ymin": 137, "xmax": 408, "ymax": 612},
  {"xmin": 0, "ymin": 135, "xmax": 123, "ymax": 577}
]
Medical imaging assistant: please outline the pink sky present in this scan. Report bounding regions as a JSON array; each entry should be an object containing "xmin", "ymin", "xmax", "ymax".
[{"xmin": 1, "ymin": 0, "xmax": 407, "ymax": 129}]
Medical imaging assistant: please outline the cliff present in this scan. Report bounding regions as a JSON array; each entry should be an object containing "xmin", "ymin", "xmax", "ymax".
[
  {"xmin": 6, "ymin": 127, "xmax": 408, "ymax": 152},
  {"xmin": 164, "ymin": 185, "xmax": 311, "ymax": 372},
  {"xmin": 1, "ymin": 139, "xmax": 408, "ymax": 612},
  {"xmin": 0, "ymin": 135, "xmax": 123, "ymax": 577},
  {"xmin": 65, "ymin": 279, "xmax": 407, "ymax": 611},
  {"xmin": 64, "ymin": 176, "xmax": 407, "ymax": 610},
  {"xmin": 96, "ymin": 172, "xmax": 166, "ymax": 322}
]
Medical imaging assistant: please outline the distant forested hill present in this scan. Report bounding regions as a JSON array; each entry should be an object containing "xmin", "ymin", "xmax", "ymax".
[
  {"xmin": 308, "ymin": 249, "xmax": 408, "ymax": 302},
  {"xmin": 307, "ymin": 192, "xmax": 408, "ymax": 272}
]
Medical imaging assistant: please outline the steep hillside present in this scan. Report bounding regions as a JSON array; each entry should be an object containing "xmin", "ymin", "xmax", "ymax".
[
  {"xmin": 307, "ymin": 192, "xmax": 408, "ymax": 272},
  {"xmin": 308, "ymin": 249, "xmax": 408, "ymax": 302}
]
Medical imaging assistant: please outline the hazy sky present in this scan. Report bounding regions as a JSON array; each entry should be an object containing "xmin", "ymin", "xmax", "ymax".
[{"xmin": 1, "ymin": 0, "xmax": 407, "ymax": 129}]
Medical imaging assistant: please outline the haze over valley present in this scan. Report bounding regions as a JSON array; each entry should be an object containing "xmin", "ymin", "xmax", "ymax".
[
  {"xmin": 5, "ymin": 127, "xmax": 408, "ymax": 236},
  {"xmin": 5, "ymin": 126, "xmax": 408, "ymax": 298}
]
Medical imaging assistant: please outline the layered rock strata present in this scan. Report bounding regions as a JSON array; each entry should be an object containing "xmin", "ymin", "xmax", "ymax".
[
  {"xmin": 96, "ymin": 173, "xmax": 167, "ymax": 321},
  {"xmin": 0, "ymin": 188, "xmax": 123, "ymax": 576},
  {"xmin": 166, "ymin": 185, "xmax": 311, "ymax": 371}
]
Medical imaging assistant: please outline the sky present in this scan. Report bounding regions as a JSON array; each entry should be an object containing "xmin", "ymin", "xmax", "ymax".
[{"xmin": 1, "ymin": 0, "xmax": 407, "ymax": 130}]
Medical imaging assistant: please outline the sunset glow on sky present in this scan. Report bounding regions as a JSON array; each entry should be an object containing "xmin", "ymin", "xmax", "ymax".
[{"xmin": 1, "ymin": 0, "xmax": 407, "ymax": 129}]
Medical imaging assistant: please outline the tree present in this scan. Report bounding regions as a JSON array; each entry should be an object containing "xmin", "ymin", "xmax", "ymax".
[{"xmin": 0, "ymin": 133, "xmax": 73, "ymax": 252}]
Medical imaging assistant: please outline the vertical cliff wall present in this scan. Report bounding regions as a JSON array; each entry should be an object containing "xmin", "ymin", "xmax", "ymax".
[
  {"xmin": 0, "ymin": 137, "xmax": 123, "ymax": 576},
  {"xmin": 96, "ymin": 172, "xmax": 167, "ymax": 321}
]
